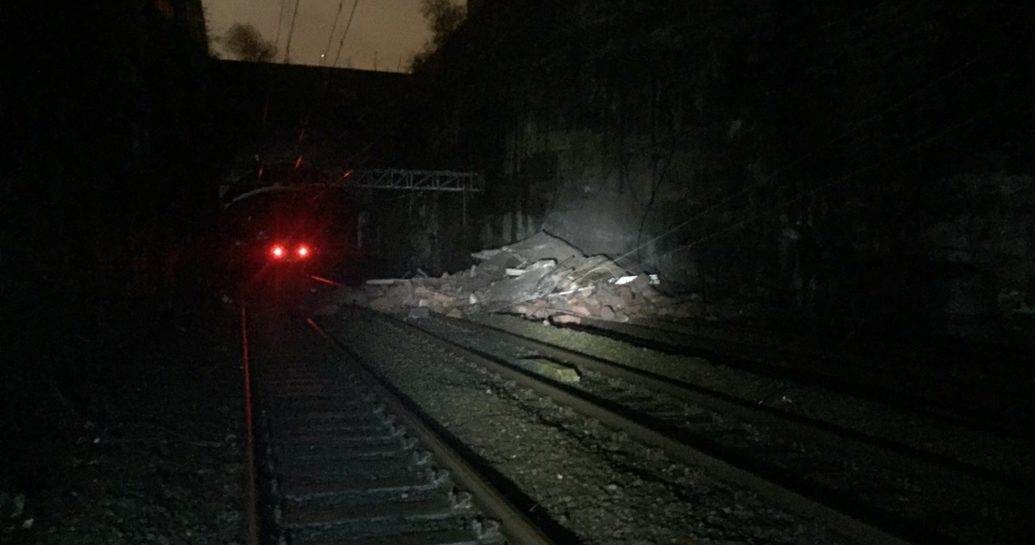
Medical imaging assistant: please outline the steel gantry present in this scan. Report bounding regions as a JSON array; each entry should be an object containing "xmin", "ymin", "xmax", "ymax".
[
  {"xmin": 343, "ymin": 169, "xmax": 484, "ymax": 192},
  {"xmin": 340, "ymin": 169, "xmax": 483, "ymax": 228},
  {"xmin": 223, "ymin": 168, "xmax": 484, "ymax": 205},
  {"xmin": 221, "ymin": 168, "xmax": 484, "ymax": 228}
]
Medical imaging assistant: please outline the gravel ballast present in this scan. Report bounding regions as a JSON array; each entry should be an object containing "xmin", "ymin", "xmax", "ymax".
[{"xmin": 325, "ymin": 309, "xmax": 846, "ymax": 545}]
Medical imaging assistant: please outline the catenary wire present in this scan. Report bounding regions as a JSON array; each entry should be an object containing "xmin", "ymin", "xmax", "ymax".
[
  {"xmin": 332, "ymin": 0, "xmax": 361, "ymax": 68},
  {"xmin": 273, "ymin": 0, "xmax": 288, "ymax": 51},
  {"xmin": 282, "ymin": 0, "xmax": 303, "ymax": 63},
  {"xmin": 597, "ymin": 102, "xmax": 999, "ymax": 287},
  {"xmin": 320, "ymin": 1, "xmax": 346, "ymax": 66},
  {"xmin": 601, "ymin": 49, "xmax": 991, "ymax": 276}
]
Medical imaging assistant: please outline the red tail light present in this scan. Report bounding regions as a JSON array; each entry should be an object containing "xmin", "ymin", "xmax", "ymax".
[{"xmin": 268, "ymin": 242, "xmax": 311, "ymax": 261}]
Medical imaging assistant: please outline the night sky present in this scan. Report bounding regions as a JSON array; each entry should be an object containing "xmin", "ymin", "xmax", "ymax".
[{"xmin": 203, "ymin": 0, "xmax": 431, "ymax": 70}]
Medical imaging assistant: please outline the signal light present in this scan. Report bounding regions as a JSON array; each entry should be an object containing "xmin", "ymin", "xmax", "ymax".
[{"xmin": 268, "ymin": 243, "xmax": 311, "ymax": 261}]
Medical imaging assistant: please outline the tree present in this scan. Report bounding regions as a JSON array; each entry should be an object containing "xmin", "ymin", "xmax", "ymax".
[
  {"xmin": 222, "ymin": 23, "xmax": 277, "ymax": 62},
  {"xmin": 410, "ymin": 0, "xmax": 466, "ymax": 71},
  {"xmin": 422, "ymin": 0, "xmax": 466, "ymax": 46}
]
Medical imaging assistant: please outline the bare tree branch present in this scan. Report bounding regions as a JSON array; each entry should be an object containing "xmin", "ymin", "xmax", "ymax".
[{"xmin": 222, "ymin": 23, "xmax": 277, "ymax": 62}]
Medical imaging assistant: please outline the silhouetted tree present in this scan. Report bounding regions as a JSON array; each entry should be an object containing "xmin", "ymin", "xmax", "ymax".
[
  {"xmin": 410, "ymin": 0, "xmax": 466, "ymax": 71},
  {"xmin": 222, "ymin": 23, "xmax": 277, "ymax": 62}
]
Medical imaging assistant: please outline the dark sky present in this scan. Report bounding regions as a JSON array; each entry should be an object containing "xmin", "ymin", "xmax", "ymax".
[{"xmin": 203, "ymin": 0, "xmax": 432, "ymax": 70}]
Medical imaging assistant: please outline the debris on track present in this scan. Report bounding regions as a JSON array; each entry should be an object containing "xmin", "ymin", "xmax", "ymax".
[{"xmin": 334, "ymin": 231, "xmax": 715, "ymax": 323}]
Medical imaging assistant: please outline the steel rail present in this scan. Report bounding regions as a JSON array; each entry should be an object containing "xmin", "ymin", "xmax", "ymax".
[
  {"xmin": 561, "ymin": 314, "xmax": 1031, "ymax": 437},
  {"xmin": 357, "ymin": 308, "xmax": 914, "ymax": 545},
  {"xmin": 304, "ymin": 316, "xmax": 557, "ymax": 545},
  {"xmin": 424, "ymin": 314, "xmax": 1033, "ymax": 496},
  {"xmin": 239, "ymin": 302, "xmax": 260, "ymax": 545}
]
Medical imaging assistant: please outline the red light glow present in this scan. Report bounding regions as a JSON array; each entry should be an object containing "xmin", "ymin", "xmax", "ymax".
[
  {"xmin": 296, "ymin": 245, "xmax": 310, "ymax": 258},
  {"xmin": 271, "ymin": 245, "xmax": 285, "ymax": 259}
]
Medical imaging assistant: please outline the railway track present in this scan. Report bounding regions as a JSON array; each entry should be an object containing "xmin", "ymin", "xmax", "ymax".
[
  {"xmin": 240, "ymin": 306, "xmax": 555, "ymax": 545},
  {"xmin": 554, "ymin": 315, "xmax": 1033, "ymax": 435},
  {"xmin": 341, "ymin": 307, "xmax": 1034, "ymax": 545}
]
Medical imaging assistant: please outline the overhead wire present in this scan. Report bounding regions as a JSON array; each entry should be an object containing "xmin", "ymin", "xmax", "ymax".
[
  {"xmin": 246, "ymin": 4, "xmax": 1018, "ymax": 287},
  {"xmin": 651, "ymin": 104, "xmax": 996, "ymax": 263},
  {"xmin": 259, "ymin": 4, "xmax": 489, "ymax": 187},
  {"xmin": 593, "ymin": 3, "xmax": 1004, "ymax": 277},
  {"xmin": 332, "ymin": 0, "xmax": 361, "ymax": 68},
  {"xmin": 603, "ymin": 49, "xmax": 990, "ymax": 275},
  {"xmin": 286, "ymin": 0, "xmax": 482, "ymax": 174},
  {"xmin": 282, "ymin": 0, "xmax": 302, "ymax": 63},
  {"xmin": 251, "ymin": 5, "xmax": 547, "ymax": 276},
  {"xmin": 248, "ymin": 0, "xmax": 460, "ymax": 203},
  {"xmin": 320, "ymin": 0, "xmax": 347, "ymax": 66},
  {"xmin": 565, "ymin": 98, "xmax": 998, "ymax": 290},
  {"xmin": 273, "ymin": 0, "xmax": 288, "ymax": 52},
  {"xmin": 295, "ymin": 0, "xmax": 361, "ymax": 159},
  {"xmin": 591, "ymin": 92, "xmax": 1000, "ymax": 289}
]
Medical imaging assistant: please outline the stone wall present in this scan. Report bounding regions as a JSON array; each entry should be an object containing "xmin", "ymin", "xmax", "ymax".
[
  {"xmin": 418, "ymin": 0, "xmax": 1035, "ymax": 339},
  {"xmin": 4, "ymin": 0, "xmax": 213, "ymax": 373}
]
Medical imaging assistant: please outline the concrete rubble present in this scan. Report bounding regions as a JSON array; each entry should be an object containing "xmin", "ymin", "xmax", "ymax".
[{"xmin": 333, "ymin": 231, "xmax": 712, "ymax": 323}]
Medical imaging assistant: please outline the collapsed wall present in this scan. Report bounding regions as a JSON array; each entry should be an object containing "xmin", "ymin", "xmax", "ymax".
[
  {"xmin": 331, "ymin": 231, "xmax": 737, "ymax": 325},
  {"xmin": 415, "ymin": 1, "xmax": 1035, "ymax": 341}
]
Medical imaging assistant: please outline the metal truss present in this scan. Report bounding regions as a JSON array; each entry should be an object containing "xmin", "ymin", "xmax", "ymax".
[
  {"xmin": 221, "ymin": 168, "xmax": 485, "ymax": 207},
  {"xmin": 343, "ymin": 169, "xmax": 484, "ymax": 192}
]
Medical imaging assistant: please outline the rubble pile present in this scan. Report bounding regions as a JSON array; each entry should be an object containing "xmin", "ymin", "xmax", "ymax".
[{"xmin": 333, "ymin": 231, "xmax": 709, "ymax": 323}]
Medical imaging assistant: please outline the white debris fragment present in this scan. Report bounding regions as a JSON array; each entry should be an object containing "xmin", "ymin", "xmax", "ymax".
[
  {"xmin": 334, "ymin": 230, "xmax": 707, "ymax": 323},
  {"xmin": 613, "ymin": 274, "xmax": 660, "ymax": 285},
  {"xmin": 471, "ymin": 248, "xmax": 502, "ymax": 261},
  {"xmin": 547, "ymin": 286, "xmax": 592, "ymax": 298}
]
